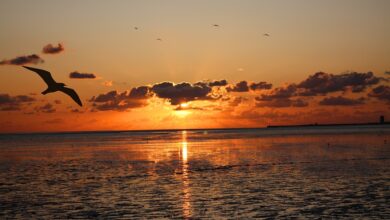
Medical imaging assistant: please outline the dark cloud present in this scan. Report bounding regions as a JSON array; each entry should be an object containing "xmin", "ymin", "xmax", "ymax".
[
  {"xmin": 254, "ymin": 83, "xmax": 307, "ymax": 108},
  {"xmin": 256, "ymin": 98, "xmax": 308, "ymax": 108},
  {"xmin": 209, "ymin": 80, "xmax": 228, "ymax": 87},
  {"xmin": 129, "ymin": 86, "xmax": 150, "ymax": 99},
  {"xmin": 0, "ymin": 94, "xmax": 36, "ymax": 111},
  {"xmin": 227, "ymin": 81, "xmax": 272, "ymax": 92},
  {"xmin": 42, "ymin": 43, "xmax": 64, "ymax": 54},
  {"xmin": 152, "ymin": 82, "xmax": 213, "ymax": 105},
  {"xmin": 69, "ymin": 71, "xmax": 96, "ymax": 79},
  {"xmin": 256, "ymin": 84, "xmax": 297, "ymax": 101},
  {"xmin": 297, "ymin": 72, "xmax": 382, "ymax": 95},
  {"xmin": 0, "ymin": 54, "xmax": 44, "ymax": 65},
  {"xmin": 368, "ymin": 85, "xmax": 390, "ymax": 103},
  {"xmin": 92, "ymin": 90, "xmax": 117, "ymax": 103},
  {"xmin": 249, "ymin": 82, "xmax": 272, "ymax": 91},
  {"xmin": 14, "ymin": 95, "xmax": 35, "ymax": 103},
  {"xmin": 227, "ymin": 81, "xmax": 249, "ymax": 92},
  {"xmin": 319, "ymin": 96, "xmax": 365, "ymax": 106},
  {"xmin": 35, "ymin": 103, "xmax": 56, "ymax": 113},
  {"xmin": 89, "ymin": 86, "xmax": 151, "ymax": 111}
]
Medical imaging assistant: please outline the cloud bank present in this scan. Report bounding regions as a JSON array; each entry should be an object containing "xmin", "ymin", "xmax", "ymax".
[{"xmin": 86, "ymin": 71, "xmax": 388, "ymax": 112}]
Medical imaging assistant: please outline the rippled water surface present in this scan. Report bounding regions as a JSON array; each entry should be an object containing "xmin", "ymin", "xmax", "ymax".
[{"xmin": 0, "ymin": 126, "xmax": 389, "ymax": 219}]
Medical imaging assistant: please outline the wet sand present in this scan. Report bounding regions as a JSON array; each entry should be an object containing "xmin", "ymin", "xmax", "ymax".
[{"xmin": 0, "ymin": 126, "xmax": 389, "ymax": 218}]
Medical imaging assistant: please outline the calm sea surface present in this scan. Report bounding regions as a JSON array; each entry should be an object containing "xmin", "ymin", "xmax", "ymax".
[{"xmin": 0, "ymin": 125, "xmax": 389, "ymax": 219}]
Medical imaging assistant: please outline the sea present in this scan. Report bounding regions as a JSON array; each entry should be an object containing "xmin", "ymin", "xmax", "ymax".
[{"xmin": 0, "ymin": 125, "xmax": 389, "ymax": 219}]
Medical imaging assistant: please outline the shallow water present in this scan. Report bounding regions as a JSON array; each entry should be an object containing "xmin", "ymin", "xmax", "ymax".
[{"xmin": 0, "ymin": 126, "xmax": 389, "ymax": 219}]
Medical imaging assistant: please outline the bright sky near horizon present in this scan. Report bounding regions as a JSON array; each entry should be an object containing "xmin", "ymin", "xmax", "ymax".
[{"xmin": 0, "ymin": 0, "xmax": 389, "ymax": 132}]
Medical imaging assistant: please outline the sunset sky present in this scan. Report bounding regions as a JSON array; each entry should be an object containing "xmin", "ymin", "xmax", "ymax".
[{"xmin": 0, "ymin": 0, "xmax": 389, "ymax": 132}]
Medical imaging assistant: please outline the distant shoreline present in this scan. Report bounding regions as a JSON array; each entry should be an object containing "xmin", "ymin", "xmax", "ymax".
[
  {"xmin": 0, "ymin": 122, "xmax": 389, "ymax": 136},
  {"xmin": 267, "ymin": 122, "xmax": 390, "ymax": 128}
]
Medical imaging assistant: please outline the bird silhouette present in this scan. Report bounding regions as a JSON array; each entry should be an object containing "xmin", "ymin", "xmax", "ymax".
[
  {"xmin": 263, "ymin": 33, "xmax": 270, "ymax": 37},
  {"xmin": 213, "ymin": 24, "xmax": 220, "ymax": 27},
  {"xmin": 156, "ymin": 38, "xmax": 162, "ymax": 41},
  {"xmin": 22, "ymin": 66, "xmax": 83, "ymax": 106},
  {"xmin": 134, "ymin": 27, "xmax": 139, "ymax": 30}
]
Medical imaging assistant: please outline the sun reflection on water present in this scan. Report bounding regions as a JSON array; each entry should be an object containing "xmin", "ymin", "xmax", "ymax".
[{"xmin": 181, "ymin": 130, "xmax": 191, "ymax": 218}]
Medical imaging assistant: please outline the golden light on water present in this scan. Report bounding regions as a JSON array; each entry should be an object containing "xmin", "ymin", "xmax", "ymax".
[
  {"xmin": 181, "ymin": 130, "xmax": 188, "ymax": 162},
  {"xmin": 182, "ymin": 141, "xmax": 188, "ymax": 162},
  {"xmin": 181, "ymin": 130, "xmax": 191, "ymax": 218}
]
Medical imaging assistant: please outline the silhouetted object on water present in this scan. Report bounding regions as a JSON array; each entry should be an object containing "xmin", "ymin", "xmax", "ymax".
[
  {"xmin": 380, "ymin": 115, "xmax": 385, "ymax": 124},
  {"xmin": 22, "ymin": 66, "xmax": 82, "ymax": 106}
]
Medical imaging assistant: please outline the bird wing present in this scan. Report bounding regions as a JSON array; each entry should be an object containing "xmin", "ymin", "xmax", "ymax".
[
  {"xmin": 22, "ymin": 66, "xmax": 56, "ymax": 86},
  {"xmin": 58, "ymin": 87, "xmax": 83, "ymax": 107}
]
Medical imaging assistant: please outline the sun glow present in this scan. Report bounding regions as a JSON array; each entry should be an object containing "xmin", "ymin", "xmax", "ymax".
[
  {"xmin": 180, "ymin": 103, "xmax": 189, "ymax": 108},
  {"xmin": 175, "ymin": 110, "xmax": 190, "ymax": 118}
]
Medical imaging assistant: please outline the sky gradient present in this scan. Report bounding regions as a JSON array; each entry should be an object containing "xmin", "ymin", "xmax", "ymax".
[{"xmin": 0, "ymin": 0, "xmax": 389, "ymax": 132}]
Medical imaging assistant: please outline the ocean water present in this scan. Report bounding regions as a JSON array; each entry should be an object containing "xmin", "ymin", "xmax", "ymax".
[{"xmin": 0, "ymin": 125, "xmax": 389, "ymax": 219}]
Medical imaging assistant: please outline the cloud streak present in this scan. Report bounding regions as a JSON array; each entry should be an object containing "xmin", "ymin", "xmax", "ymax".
[
  {"xmin": 69, "ymin": 71, "xmax": 96, "ymax": 79},
  {"xmin": 256, "ymin": 98, "xmax": 308, "ymax": 108},
  {"xmin": 0, "ymin": 54, "xmax": 44, "ymax": 65},
  {"xmin": 42, "ymin": 43, "xmax": 64, "ymax": 54},
  {"xmin": 35, "ymin": 103, "xmax": 56, "ymax": 113},
  {"xmin": 0, "ymin": 94, "xmax": 36, "ymax": 111},
  {"xmin": 249, "ymin": 82, "xmax": 272, "ymax": 91},
  {"xmin": 368, "ymin": 85, "xmax": 390, "ymax": 103},
  {"xmin": 319, "ymin": 96, "xmax": 365, "ymax": 106}
]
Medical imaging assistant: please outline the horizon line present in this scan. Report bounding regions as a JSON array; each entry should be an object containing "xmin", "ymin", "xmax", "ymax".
[{"xmin": 0, "ymin": 121, "xmax": 388, "ymax": 136}]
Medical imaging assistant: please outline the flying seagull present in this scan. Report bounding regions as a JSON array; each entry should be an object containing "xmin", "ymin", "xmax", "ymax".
[
  {"xmin": 134, "ymin": 27, "xmax": 139, "ymax": 30},
  {"xmin": 213, "ymin": 24, "xmax": 220, "ymax": 27},
  {"xmin": 263, "ymin": 33, "xmax": 270, "ymax": 37},
  {"xmin": 22, "ymin": 66, "xmax": 83, "ymax": 106},
  {"xmin": 156, "ymin": 38, "xmax": 162, "ymax": 41}
]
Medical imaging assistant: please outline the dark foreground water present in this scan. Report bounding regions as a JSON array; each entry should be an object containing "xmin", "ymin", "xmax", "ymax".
[{"xmin": 0, "ymin": 125, "xmax": 389, "ymax": 219}]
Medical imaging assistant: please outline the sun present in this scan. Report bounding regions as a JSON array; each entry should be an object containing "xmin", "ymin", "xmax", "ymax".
[{"xmin": 180, "ymin": 103, "xmax": 189, "ymax": 108}]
